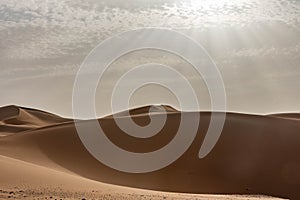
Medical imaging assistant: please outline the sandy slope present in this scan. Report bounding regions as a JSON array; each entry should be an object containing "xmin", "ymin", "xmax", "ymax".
[
  {"xmin": 0, "ymin": 105, "xmax": 299, "ymax": 199},
  {"xmin": 0, "ymin": 155, "xmax": 279, "ymax": 200},
  {"xmin": 0, "ymin": 105, "xmax": 71, "ymax": 136}
]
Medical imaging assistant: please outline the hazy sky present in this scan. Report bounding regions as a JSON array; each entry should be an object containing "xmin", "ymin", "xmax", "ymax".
[{"xmin": 0, "ymin": 0, "xmax": 299, "ymax": 117}]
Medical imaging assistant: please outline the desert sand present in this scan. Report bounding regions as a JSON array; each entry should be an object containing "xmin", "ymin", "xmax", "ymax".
[{"xmin": 0, "ymin": 105, "xmax": 299, "ymax": 200}]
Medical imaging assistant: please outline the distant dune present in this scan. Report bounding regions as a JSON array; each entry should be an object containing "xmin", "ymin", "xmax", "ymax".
[
  {"xmin": 0, "ymin": 105, "xmax": 299, "ymax": 200},
  {"xmin": 0, "ymin": 105, "xmax": 72, "ymax": 136}
]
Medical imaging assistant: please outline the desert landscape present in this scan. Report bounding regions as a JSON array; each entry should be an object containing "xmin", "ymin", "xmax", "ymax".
[
  {"xmin": 1, "ymin": 0, "xmax": 299, "ymax": 199},
  {"xmin": 0, "ymin": 104, "xmax": 299, "ymax": 200}
]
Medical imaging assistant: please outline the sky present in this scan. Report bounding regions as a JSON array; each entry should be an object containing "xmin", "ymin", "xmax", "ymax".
[{"xmin": 0, "ymin": 0, "xmax": 299, "ymax": 118}]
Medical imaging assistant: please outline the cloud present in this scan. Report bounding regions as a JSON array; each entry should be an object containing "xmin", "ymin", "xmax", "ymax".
[{"xmin": 0, "ymin": 0, "xmax": 299, "ymax": 61}]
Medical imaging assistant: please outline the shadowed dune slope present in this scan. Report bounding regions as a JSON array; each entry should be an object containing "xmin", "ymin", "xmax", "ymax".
[{"xmin": 0, "ymin": 105, "xmax": 299, "ymax": 199}]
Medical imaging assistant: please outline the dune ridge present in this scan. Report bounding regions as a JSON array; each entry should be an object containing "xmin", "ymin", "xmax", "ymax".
[
  {"xmin": 267, "ymin": 113, "xmax": 300, "ymax": 120},
  {"xmin": 0, "ymin": 105, "xmax": 299, "ymax": 199}
]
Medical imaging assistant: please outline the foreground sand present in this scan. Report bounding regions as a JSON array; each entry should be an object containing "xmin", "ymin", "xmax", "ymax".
[
  {"xmin": 1, "ymin": 155, "xmax": 281, "ymax": 200},
  {"xmin": 1, "ymin": 105, "xmax": 299, "ymax": 199}
]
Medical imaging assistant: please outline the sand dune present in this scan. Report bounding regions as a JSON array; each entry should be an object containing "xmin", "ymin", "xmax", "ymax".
[
  {"xmin": 0, "ymin": 105, "xmax": 71, "ymax": 136},
  {"xmin": 104, "ymin": 104, "xmax": 178, "ymax": 118},
  {"xmin": 0, "ymin": 105, "xmax": 299, "ymax": 199}
]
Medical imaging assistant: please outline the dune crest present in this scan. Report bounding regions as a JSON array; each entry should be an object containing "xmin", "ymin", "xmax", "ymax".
[
  {"xmin": 105, "ymin": 104, "xmax": 178, "ymax": 118},
  {"xmin": 267, "ymin": 113, "xmax": 300, "ymax": 120}
]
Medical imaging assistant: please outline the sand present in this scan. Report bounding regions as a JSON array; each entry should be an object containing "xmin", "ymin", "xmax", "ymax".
[{"xmin": 1, "ymin": 105, "xmax": 299, "ymax": 200}]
